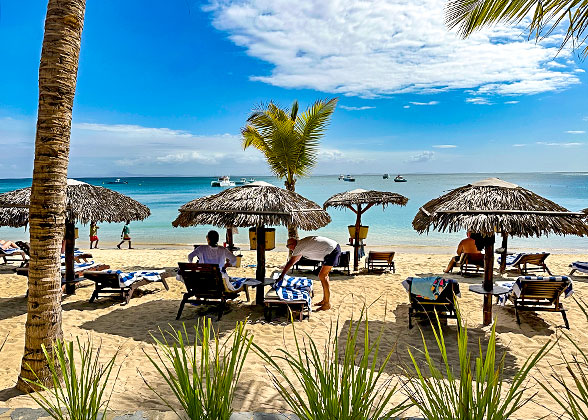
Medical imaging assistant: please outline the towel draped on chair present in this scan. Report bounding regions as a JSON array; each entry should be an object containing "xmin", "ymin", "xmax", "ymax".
[
  {"xmin": 272, "ymin": 274, "xmax": 313, "ymax": 308},
  {"xmin": 497, "ymin": 276, "xmax": 573, "ymax": 304},
  {"xmin": 571, "ymin": 261, "xmax": 588, "ymax": 273},
  {"xmin": 402, "ymin": 276, "xmax": 459, "ymax": 301},
  {"xmin": 104, "ymin": 269, "xmax": 162, "ymax": 287}
]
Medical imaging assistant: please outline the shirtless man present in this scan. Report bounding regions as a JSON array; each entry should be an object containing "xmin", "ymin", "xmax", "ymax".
[
  {"xmin": 278, "ymin": 236, "xmax": 341, "ymax": 311},
  {"xmin": 444, "ymin": 232, "xmax": 481, "ymax": 273},
  {"xmin": 0, "ymin": 239, "xmax": 20, "ymax": 250}
]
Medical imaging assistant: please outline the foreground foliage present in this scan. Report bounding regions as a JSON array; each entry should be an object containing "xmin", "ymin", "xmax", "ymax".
[
  {"xmin": 25, "ymin": 338, "xmax": 118, "ymax": 420},
  {"xmin": 255, "ymin": 313, "xmax": 409, "ymax": 420},
  {"xmin": 145, "ymin": 320, "xmax": 252, "ymax": 420},
  {"xmin": 405, "ymin": 312, "xmax": 549, "ymax": 420},
  {"xmin": 541, "ymin": 297, "xmax": 588, "ymax": 419}
]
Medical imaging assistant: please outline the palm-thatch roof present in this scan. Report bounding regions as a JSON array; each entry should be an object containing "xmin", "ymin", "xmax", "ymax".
[
  {"xmin": 323, "ymin": 189, "xmax": 408, "ymax": 209},
  {"xmin": 413, "ymin": 178, "xmax": 588, "ymax": 237},
  {"xmin": 0, "ymin": 179, "xmax": 150, "ymax": 227},
  {"xmin": 172, "ymin": 181, "xmax": 330, "ymax": 230}
]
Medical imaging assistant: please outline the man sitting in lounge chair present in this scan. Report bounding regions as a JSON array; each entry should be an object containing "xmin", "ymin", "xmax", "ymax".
[
  {"xmin": 444, "ymin": 232, "xmax": 482, "ymax": 273},
  {"xmin": 277, "ymin": 236, "xmax": 341, "ymax": 311},
  {"xmin": 187, "ymin": 230, "xmax": 241, "ymax": 291}
]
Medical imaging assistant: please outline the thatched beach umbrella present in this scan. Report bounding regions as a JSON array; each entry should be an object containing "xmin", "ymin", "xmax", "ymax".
[
  {"xmin": 172, "ymin": 181, "xmax": 331, "ymax": 304},
  {"xmin": 413, "ymin": 178, "xmax": 588, "ymax": 326},
  {"xmin": 0, "ymin": 179, "xmax": 150, "ymax": 292},
  {"xmin": 324, "ymin": 189, "xmax": 408, "ymax": 271}
]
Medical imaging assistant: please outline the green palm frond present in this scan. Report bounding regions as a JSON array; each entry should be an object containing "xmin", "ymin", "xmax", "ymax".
[
  {"xmin": 242, "ymin": 98, "xmax": 338, "ymax": 185},
  {"xmin": 446, "ymin": 0, "xmax": 588, "ymax": 58}
]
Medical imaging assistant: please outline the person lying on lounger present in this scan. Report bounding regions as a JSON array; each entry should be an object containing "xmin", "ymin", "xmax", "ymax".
[
  {"xmin": 0, "ymin": 239, "xmax": 20, "ymax": 250},
  {"xmin": 188, "ymin": 230, "xmax": 237, "ymax": 276},
  {"xmin": 444, "ymin": 231, "xmax": 482, "ymax": 273}
]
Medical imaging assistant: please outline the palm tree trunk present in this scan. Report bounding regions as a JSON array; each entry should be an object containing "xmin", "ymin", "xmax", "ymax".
[
  {"xmin": 16, "ymin": 0, "xmax": 86, "ymax": 391},
  {"xmin": 284, "ymin": 179, "xmax": 299, "ymax": 240}
]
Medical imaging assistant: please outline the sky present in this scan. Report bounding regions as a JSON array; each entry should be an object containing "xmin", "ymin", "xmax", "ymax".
[{"xmin": 0, "ymin": 0, "xmax": 587, "ymax": 178}]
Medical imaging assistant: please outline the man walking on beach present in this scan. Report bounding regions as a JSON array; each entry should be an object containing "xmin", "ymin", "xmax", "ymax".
[
  {"xmin": 278, "ymin": 236, "xmax": 341, "ymax": 311},
  {"xmin": 117, "ymin": 221, "xmax": 133, "ymax": 249}
]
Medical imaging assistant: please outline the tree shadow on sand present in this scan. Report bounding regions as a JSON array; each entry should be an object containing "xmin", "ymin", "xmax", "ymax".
[
  {"xmin": 336, "ymin": 304, "xmax": 520, "ymax": 380},
  {"xmin": 0, "ymin": 296, "xmax": 27, "ymax": 321}
]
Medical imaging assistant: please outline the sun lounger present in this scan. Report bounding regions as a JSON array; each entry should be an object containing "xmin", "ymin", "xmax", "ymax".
[
  {"xmin": 176, "ymin": 262, "xmax": 242, "ymax": 320},
  {"xmin": 291, "ymin": 251, "xmax": 351, "ymax": 275},
  {"xmin": 570, "ymin": 261, "xmax": 588, "ymax": 276},
  {"xmin": 0, "ymin": 247, "xmax": 28, "ymax": 266},
  {"xmin": 85, "ymin": 269, "xmax": 169, "ymax": 305},
  {"xmin": 459, "ymin": 253, "xmax": 484, "ymax": 275},
  {"xmin": 366, "ymin": 251, "xmax": 395, "ymax": 273},
  {"xmin": 16, "ymin": 261, "xmax": 111, "ymax": 282},
  {"xmin": 402, "ymin": 276, "xmax": 460, "ymax": 329},
  {"xmin": 264, "ymin": 274, "xmax": 313, "ymax": 321},
  {"xmin": 501, "ymin": 276, "xmax": 572, "ymax": 329},
  {"xmin": 497, "ymin": 252, "xmax": 552, "ymax": 275}
]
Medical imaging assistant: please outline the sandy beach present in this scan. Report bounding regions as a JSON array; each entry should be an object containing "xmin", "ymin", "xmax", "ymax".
[{"xmin": 0, "ymin": 246, "xmax": 587, "ymax": 418}]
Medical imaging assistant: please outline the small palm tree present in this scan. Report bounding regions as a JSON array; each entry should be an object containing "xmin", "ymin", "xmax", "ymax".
[
  {"xmin": 446, "ymin": 0, "xmax": 588, "ymax": 58},
  {"xmin": 242, "ymin": 98, "xmax": 338, "ymax": 239}
]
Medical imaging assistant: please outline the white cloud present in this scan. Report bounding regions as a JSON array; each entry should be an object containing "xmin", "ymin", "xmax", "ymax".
[
  {"xmin": 406, "ymin": 151, "xmax": 435, "ymax": 163},
  {"xmin": 466, "ymin": 97, "xmax": 492, "ymax": 105},
  {"xmin": 504, "ymin": 100, "xmax": 519, "ymax": 104},
  {"xmin": 575, "ymin": 69, "xmax": 586, "ymax": 73},
  {"xmin": 339, "ymin": 105, "xmax": 376, "ymax": 111},
  {"xmin": 207, "ymin": 0, "xmax": 580, "ymax": 97},
  {"xmin": 512, "ymin": 143, "xmax": 527, "ymax": 147},
  {"xmin": 432, "ymin": 144, "xmax": 457, "ymax": 148},
  {"xmin": 536, "ymin": 141, "xmax": 584, "ymax": 147},
  {"xmin": 565, "ymin": 130, "xmax": 585, "ymax": 134},
  {"xmin": 409, "ymin": 101, "xmax": 439, "ymax": 106}
]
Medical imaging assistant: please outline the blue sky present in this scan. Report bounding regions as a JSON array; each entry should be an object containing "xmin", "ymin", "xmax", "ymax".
[{"xmin": 0, "ymin": 0, "xmax": 587, "ymax": 178}]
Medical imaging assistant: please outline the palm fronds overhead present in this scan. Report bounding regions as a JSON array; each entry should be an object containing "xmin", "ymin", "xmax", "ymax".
[
  {"xmin": 172, "ymin": 182, "xmax": 331, "ymax": 230},
  {"xmin": 445, "ymin": 0, "xmax": 588, "ymax": 58},
  {"xmin": 413, "ymin": 178, "xmax": 588, "ymax": 237},
  {"xmin": 324, "ymin": 189, "xmax": 408, "ymax": 209},
  {"xmin": 0, "ymin": 179, "xmax": 150, "ymax": 227}
]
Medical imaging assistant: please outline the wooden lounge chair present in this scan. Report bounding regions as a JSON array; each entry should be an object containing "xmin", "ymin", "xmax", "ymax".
[
  {"xmin": 459, "ymin": 253, "xmax": 484, "ymax": 275},
  {"xmin": 176, "ymin": 262, "xmax": 241, "ymax": 320},
  {"xmin": 85, "ymin": 270, "xmax": 169, "ymax": 305},
  {"xmin": 569, "ymin": 261, "xmax": 588, "ymax": 276},
  {"xmin": 510, "ymin": 276, "xmax": 571, "ymax": 329},
  {"xmin": 366, "ymin": 251, "xmax": 395, "ymax": 273},
  {"xmin": 264, "ymin": 288, "xmax": 310, "ymax": 321},
  {"xmin": 500, "ymin": 252, "xmax": 552, "ymax": 275},
  {"xmin": 404, "ymin": 277, "xmax": 460, "ymax": 329},
  {"xmin": 291, "ymin": 257, "xmax": 322, "ymax": 273},
  {"xmin": 0, "ymin": 246, "xmax": 28, "ymax": 267}
]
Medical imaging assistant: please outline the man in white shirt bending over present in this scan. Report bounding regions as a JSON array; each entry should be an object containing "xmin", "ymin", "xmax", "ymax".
[{"xmin": 278, "ymin": 236, "xmax": 341, "ymax": 311}]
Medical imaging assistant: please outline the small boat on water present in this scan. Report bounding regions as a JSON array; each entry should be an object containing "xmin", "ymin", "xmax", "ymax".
[
  {"xmin": 383, "ymin": 174, "xmax": 389, "ymax": 179},
  {"xmin": 394, "ymin": 175, "xmax": 407, "ymax": 182},
  {"xmin": 235, "ymin": 178, "xmax": 248, "ymax": 185},
  {"xmin": 211, "ymin": 176, "xmax": 236, "ymax": 187},
  {"xmin": 248, "ymin": 178, "xmax": 256, "ymax": 183},
  {"xmin": 106, "ymin": 178, "xmax": 128, "ymax": 184},
  {"xmin": 338, "ymin": 174, "xmax": 345, "ymax": 180},
  {"xmin": 343, "ymin": 175, "xmax": 355, "ymax": 182}
]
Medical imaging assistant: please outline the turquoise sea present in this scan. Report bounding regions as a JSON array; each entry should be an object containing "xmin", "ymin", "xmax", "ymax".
[{"xmin": 0, "ymin": 173, "xmax": 587, "ymax": 252}]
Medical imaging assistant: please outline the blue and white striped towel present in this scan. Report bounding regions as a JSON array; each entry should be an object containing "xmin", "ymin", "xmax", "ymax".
[
  {"xmin": 513, "ymin": 276, "xmax": 573, "ymax": 298},
  {"xmin": 572, "ymin": 261, "xmax": 588, "ymax": 274},
  {"xmin": 104, "ymin": 270, "xmax": 162, "ymax": 287},
  {"xmin": 61, "ymin": 250, "xmax": 88, "ymax": 260},
  {"xmin": 228, "ymin": 277, "xmax": 248, "ymax": 290},
  {"xmin": 498, "ymin": 252, "xmax": 549, "ymax": 266},
  {"xmin": 271, "ymin": 274, "xmax": 313, "ymax": 308},
  {"xmin": 2, "ymin": 248, "xmax": 22, "ymax": 255},
  {"xmin": 60, "ymin": 261, "xmax": 99, "ymax": 274}
]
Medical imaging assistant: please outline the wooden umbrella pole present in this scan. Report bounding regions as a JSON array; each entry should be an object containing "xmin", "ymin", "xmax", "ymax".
[
  {"xmin": 483, "ymin": 241, "xmax": 495, "ymax": 326},
  {"xmin": 354, "ymin": 204, "xmax": 362, "ymax": 272},
  {"xmin": 500, "ymin": 232, "xmax": 508, "ymax": 274},
  {"xmin": 64, "ymin": 220, "xmax": 76, "ymax": 295},
  {"xmin": 255, "ymin": 225, "xmax": 266, "ymax": 305}
]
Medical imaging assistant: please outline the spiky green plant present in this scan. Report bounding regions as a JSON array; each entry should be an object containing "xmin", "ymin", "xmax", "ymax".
[
  {"xmin": 540, "ymin": 296, "xmax": 588, "ymax": 419},
  {"xmin": 254, "ymin": 312, "xmax": 410, "ymax": 420},
  {"xmin": 145, "ymin": 319, "xmax": 252, "ymax": 420},
  {"xmin": 24, "ymin": 338, "xmax": 119, "ymax": 420},
  {"xmin": 405, "ymin": 311, "xmax": 549, "ymax": 420}
]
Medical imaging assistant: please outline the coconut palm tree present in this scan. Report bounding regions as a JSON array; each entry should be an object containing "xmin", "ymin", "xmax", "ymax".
[
  {"xmin": 242, "ymin": 98, "xmax": 338, "ymax": 239},
  {"xmin": 446, "ymin": 0, "xmax": 588, "ymax": 58},
  {"xmin": 16, "ymin": 0, "xmax": 87, "ymax": 391}
]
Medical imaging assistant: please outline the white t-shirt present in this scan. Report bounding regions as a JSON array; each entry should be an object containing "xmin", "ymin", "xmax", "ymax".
[
  {"xmin": 188, "ymin": 245, "xmax": 237, "ymax": 270},
  {"xmin": 292, "ymin": 236, "xmax": 338, "ymax": 261}
]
